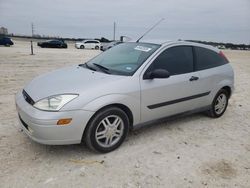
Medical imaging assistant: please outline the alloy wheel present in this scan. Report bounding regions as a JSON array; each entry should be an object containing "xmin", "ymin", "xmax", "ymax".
[
  {"xmin": 95, "ymin": 115, "xmax": 124, "ymax": 148},
  {"xmin": 214, "ymin": 93, "xmax": 227, "ymax": 115}
]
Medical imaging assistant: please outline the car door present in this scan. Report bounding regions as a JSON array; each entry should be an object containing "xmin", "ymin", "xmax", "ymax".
[
  {"xmin": 50, "ymin": 40, "xmax": 57, "ymax": 48},
  {"xmin": 140, "ymin": 45, "xmax": 210, "ymax": 123},
  {"xmin": 91, "ymin": 41, "xmax": 96, "ymax": 49},
  {"xmin": 84, "ymin": 41, "xmax": 90, "ymax": 49},
  {"xmin": 91, "ymin": 41, "xmax": 96, "ymax": 48},
  {"xmin": 55, "ymin": 41, "xmax": 61, "ymax": 47},
  {"xmin": 88, "ymin": 41, "xmax": 94, "ymax": 49}
]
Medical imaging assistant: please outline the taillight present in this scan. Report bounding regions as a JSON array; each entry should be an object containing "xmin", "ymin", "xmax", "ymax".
[{"xmin": 219, "ymin": 51, "xmax": 229, "ymax": 63}]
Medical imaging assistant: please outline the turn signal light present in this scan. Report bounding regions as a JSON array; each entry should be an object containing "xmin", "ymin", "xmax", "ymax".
[{"xmin": 57, "ymin": 118, "xmax": 72, "ymax": 125}]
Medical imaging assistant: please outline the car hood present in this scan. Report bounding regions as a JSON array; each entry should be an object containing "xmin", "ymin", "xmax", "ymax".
[{"xmin": 24, "ymin": 65, "xmax": 125, "ymax": 102}]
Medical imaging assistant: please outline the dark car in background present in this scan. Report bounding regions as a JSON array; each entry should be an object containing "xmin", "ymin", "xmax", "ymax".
[
  {"xmin": 0, "ymin": 37, "xmax": 14, "ymax": 46},
  {"xmin": 37, "ymin": 40, "xmax": 67, "ymax": 48}
]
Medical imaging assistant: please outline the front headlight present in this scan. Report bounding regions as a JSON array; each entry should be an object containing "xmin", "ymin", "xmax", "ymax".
[{"xmin": 34, "ymin": 94, "xmax": 78, "ymax": 111}]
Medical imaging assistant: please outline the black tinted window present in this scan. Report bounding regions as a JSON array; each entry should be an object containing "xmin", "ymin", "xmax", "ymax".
[
  {"xmin": 50, "ymin": 40, "xmax": 60, "ymax": 44},
  {"xmin": 195, "ymin": 47, "xmax": 228, "ymax": 71},
  {"xmin": 149, "ymin": 46, "xmax": 194, "ymax": 75}
]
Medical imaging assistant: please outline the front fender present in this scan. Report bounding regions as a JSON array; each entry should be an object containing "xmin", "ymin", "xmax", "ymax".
[{"xmin": 81, "ymin": 94, "xmax": 141, "ymax": 125}]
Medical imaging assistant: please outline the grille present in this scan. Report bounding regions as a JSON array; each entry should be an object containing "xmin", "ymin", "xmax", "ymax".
[{"xmin": 22, "ymin": 90, "xmax": 35, "ymax": 105}]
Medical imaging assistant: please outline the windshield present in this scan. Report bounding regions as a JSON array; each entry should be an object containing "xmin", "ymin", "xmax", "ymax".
[{"xmin": 86, "ymin": 42, "xmax": 160, "ymax": 76}]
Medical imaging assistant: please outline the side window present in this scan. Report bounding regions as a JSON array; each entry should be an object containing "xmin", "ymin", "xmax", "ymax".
[
  {"xmin": 85, "ymin": 41, "xmax": 91, "ymax": 44},
  {"xmin": 148, "ymin": 46, "xmax": 194, "ymax": 75},
  {"xmin": 195, "ymin": 47, "xmax": 228, "ymax": 71}
]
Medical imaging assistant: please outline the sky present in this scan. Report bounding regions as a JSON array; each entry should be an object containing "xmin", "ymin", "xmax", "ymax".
[{"xmin": 0, "ymin": 0, "xmax": 249, "ymax": 44}]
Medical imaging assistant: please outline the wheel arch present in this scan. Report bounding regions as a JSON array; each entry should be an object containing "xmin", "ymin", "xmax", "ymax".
[
  {"xmin": 82, "ymin": 103, "xmax": 134, "ymax": 141},
  {"xmin": 94, "ymin": 103, "xmax": 133, "ymax": 127},
  {"xmin": 221, "ymin": 86, "xmax": 232, "ymax": 98},
  {"xmin": 212, "ymin": 78, "xmax": 234, "ymax": 100}
]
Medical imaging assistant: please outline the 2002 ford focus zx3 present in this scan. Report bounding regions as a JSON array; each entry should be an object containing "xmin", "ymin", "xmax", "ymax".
[{"xmin": 16, "ymin": 41, "xmax": 234, "ymax": 153}]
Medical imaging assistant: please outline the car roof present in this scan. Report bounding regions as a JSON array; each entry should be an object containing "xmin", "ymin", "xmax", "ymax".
[
  {"xmin": 163, "ymin": 40, "xmax": 218, "ymax": 51},
  {"xmin": 133, "ymin": 39, "xmax": 219, "ymax": 53},
  {"xmin": 83, "ymin": 39, "xmax": 100, "ymax": 42},
  {"xmin": 0, "ymin": 36, "xmax": 10, "ymax": 39},
  {"xmin": 47, "ymin": 40, "xmax": 57, "ymax": 42}
]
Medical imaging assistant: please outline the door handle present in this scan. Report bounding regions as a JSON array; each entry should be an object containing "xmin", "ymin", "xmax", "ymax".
[{"xmin": 189, "ymin": 76, "xmax": 199, "ymax": 81}]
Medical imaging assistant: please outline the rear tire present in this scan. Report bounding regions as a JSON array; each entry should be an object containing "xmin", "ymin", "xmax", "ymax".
[
  {"xmin": 207, "ymin": 89, "xmax": 229, "ymax": 118},
  {"xmin": 84, "ymin": 107, "xmax": 129, "ymax": 153},
  {"xmin": 95, "ymin": 46, "xmax": 99, "ymax": 50},
  {"xmin": 80, "ymin": 45, "xmax": 84, "ymax": 49}
]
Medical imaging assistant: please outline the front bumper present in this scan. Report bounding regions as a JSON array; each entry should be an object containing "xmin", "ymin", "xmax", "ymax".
[{"xmin": 15, "ymin": 91, "xmax": 94, "ymax": 145}]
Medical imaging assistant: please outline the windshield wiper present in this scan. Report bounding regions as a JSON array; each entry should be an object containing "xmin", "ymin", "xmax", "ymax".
[
  {"xmin": 79, "ymin": 63, "xmax": 96, "ymax": 71},
  {"xmin": 93, "ymin": 63, "xmax": 110, "ymax": 74}
]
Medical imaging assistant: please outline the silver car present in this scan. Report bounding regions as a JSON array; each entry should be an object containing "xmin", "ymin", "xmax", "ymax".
[
  {"xmin": 101, "ymin": 41, "xmax": 123, "ymax": 51},
  {"xmin": 16, "ymin": 41, "xmax": 234, "ymax": 153}
]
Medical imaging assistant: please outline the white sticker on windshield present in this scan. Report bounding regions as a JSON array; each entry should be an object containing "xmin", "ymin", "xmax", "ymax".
[
  {"xmin": 134, "ymin": 46, "xmax": 152, "ymax": 52},
  {"xmin": 126, "ymin": 67, "xmax": 132, "ymax": 70}
]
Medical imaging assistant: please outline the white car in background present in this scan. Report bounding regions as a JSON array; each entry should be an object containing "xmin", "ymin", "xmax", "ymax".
[{"xmin": 75, "ymin": 40, "xmax": 101, "ymax": 50}]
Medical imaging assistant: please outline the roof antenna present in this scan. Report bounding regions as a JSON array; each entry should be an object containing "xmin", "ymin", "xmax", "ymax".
[{"xmin": 136, "ymin": 18, "xmax": 165, "ymax": 43}]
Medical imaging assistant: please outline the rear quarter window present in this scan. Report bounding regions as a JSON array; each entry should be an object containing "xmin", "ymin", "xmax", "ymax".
[{"xmin": 195, "ymin": 47, "xmax": 228, "ymax": 71}]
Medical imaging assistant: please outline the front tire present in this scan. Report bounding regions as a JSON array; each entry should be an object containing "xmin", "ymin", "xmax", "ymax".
[
  {"xmin": 84, "ymin": 107, "xmax": 129, "ymax": 153},
  {"xmin": 95, "ymin": 46, "xmax": 99, "ymax": 50},
  {"xmin": 207, "ymin": 89, "xmax": 229, "ymax": 118},
  {"xmin": 80, "ymin": 45, "xmax": 84, "ymax": 49}
]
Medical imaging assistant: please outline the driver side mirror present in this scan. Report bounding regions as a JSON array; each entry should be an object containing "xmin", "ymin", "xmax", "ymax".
[{"xmin": 143, "ymin": 69, "xmax": 170, "ymax": 80}]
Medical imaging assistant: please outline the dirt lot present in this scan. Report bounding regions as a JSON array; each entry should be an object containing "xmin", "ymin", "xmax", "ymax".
[{"xmin": 0, "ymin": 39, "xmax": 250, "ymax": 188}]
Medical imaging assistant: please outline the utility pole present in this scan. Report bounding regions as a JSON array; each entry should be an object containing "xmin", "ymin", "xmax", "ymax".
[
  {"xmin": 30, "ymin": 22, "xmax": 34, "ymax": 55},
  {"xmin": 31, "ymin": 23, "xmax": 34, "ymax": 37},
  {"xmin": 113, "ymin": 22, "xmax": 116, "ymax": 41}
]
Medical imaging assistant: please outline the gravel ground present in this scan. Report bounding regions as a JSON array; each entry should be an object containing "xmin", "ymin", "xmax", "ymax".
[{"xmin": 0, "ymin": 39, "xmax": 250, "ymax": 188}]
